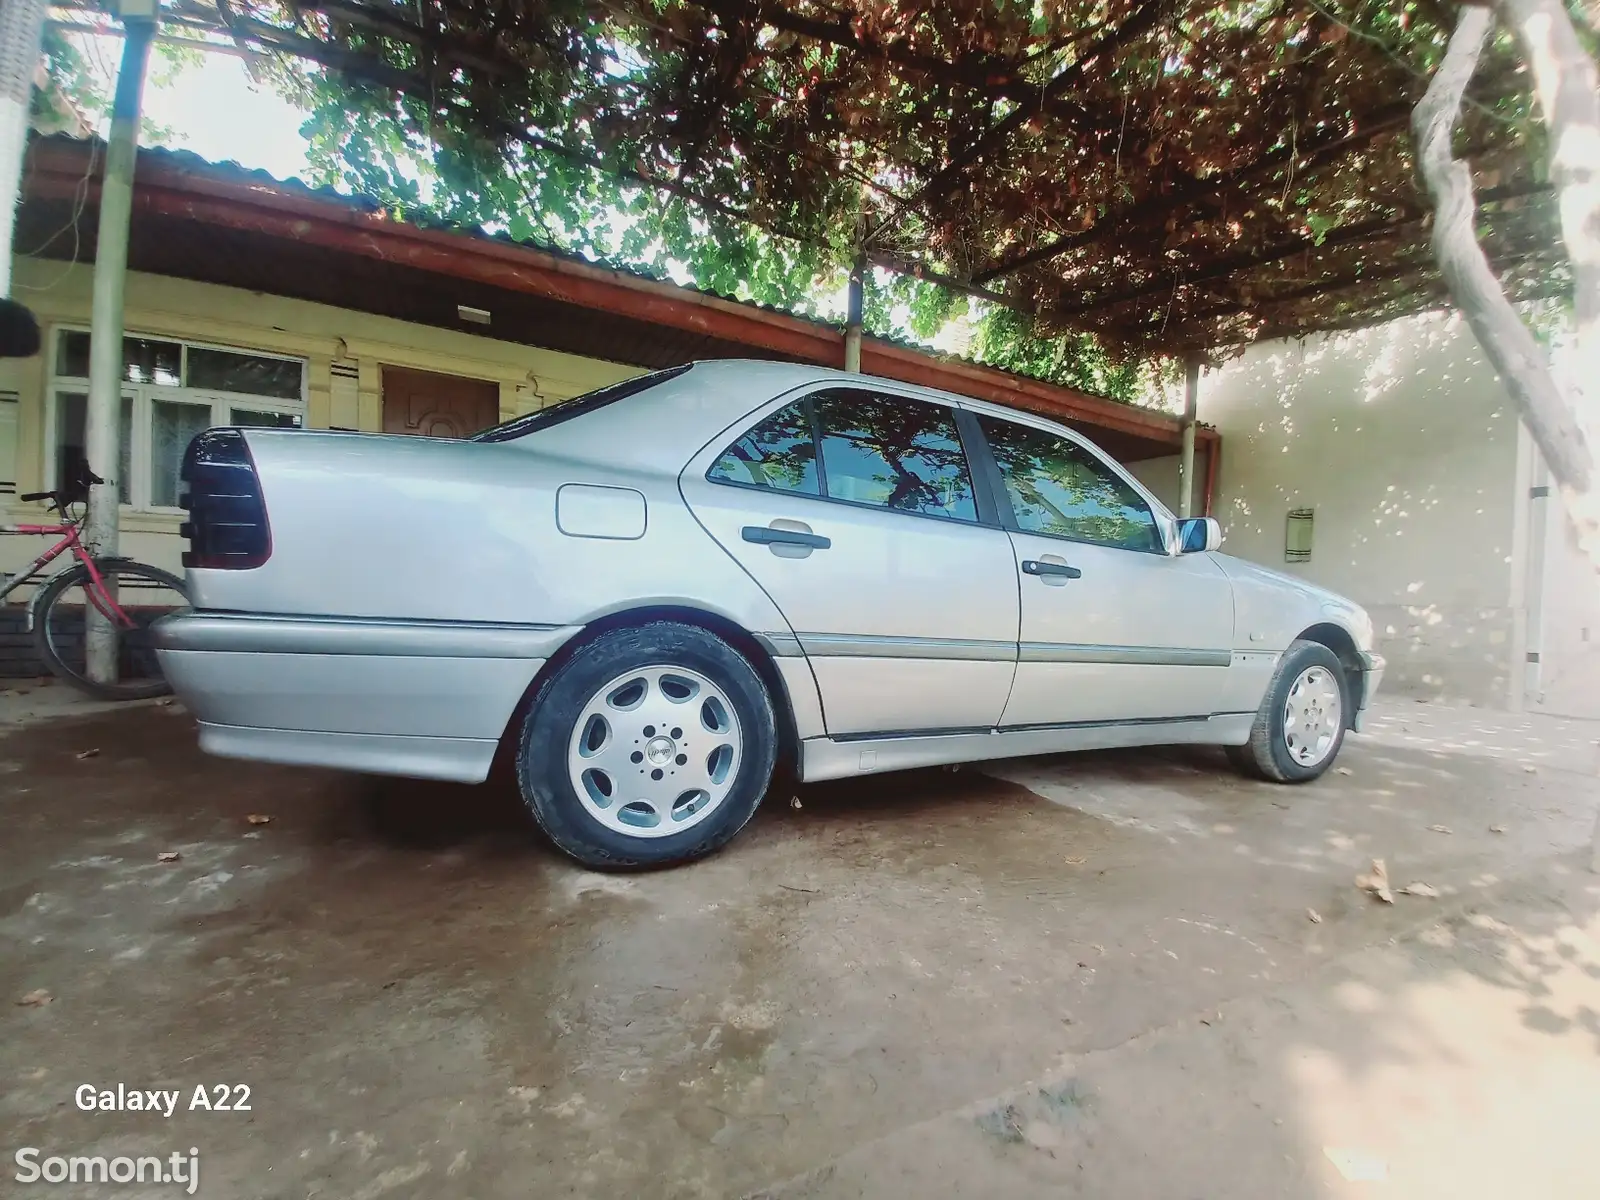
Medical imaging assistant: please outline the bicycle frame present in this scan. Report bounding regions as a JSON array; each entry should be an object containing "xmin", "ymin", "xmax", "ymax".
[{"xmin": 0, "ymin": 518, "xmax": 135, "ymax": 629}]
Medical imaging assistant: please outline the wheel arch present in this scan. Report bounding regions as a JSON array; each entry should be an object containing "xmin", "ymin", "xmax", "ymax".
[
  {"xmin": 497, "ymin": 604, "xmax": 804, "ymax": 782},
  {"xmin": 1295, "ymin": 621, "xmax": 1365, "ymax": 723}
]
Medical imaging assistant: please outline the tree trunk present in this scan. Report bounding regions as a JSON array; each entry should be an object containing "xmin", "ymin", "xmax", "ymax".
[
  {"xmin": 1413, "ymin": 3, "xmax": 1600, "ymax": 564},
  {"xmin": 1495, "ymin": 0, "xmax": 1600, "ymax": 556},
  {"xmin": 1416, "ymin": 2, "xmax": 1600, "ymax": 869}
]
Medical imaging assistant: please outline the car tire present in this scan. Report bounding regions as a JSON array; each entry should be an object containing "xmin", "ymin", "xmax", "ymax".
[
  {"xmin": 516, "ymin": 621, "xmax": 778, "ymax": 869},
  {"xmin": 1226, "ymin": 638, "xmax": 1349, "ymax": 784}
]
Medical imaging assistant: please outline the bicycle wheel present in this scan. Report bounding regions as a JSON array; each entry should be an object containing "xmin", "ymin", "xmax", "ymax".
[{"xmin": 32, "ymin": 559, "xmax": 190, "ymax": 700}]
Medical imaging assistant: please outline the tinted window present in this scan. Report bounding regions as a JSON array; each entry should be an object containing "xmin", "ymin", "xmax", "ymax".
[
  {"xmin": 186, "ymin": 348, "xmax": 303, "ymax": 399},
  {"xmin": 980, "ymin": 416, "xmax": 1162, "ymax": 552},
  {"xmin": 55, "ymin": 332, "xmax": 181, "ymax": 386},
  {"xmin": 814, "ymin": 390, "xmax": 976, "ymax": 521},
  {"xmin": 707, "ymin": 401, "xmax": 820, "ymax": 495}
]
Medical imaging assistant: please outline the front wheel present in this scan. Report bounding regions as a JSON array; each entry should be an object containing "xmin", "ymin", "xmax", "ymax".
[
  {"xmin": 32, "ymin": 559, "xmax": 190, "ymax": 700},
  {"xmin": 516, "ymin": 622, "xmax": 778, "ymax": 869},
  {"xmin": 1227, "ymin": 639, "xmax": 1349, "ymax": 783}
]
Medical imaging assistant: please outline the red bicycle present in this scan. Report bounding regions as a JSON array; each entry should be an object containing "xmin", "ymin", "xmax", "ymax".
[{"xmin": 1, "ymin": 471, "xmax": 190, "ymax": 699}]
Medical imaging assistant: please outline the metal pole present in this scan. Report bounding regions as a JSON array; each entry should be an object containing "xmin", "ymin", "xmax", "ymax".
[
  {"xmin": 0, "ymin": 0, "xmax": 50, "ymax": 297},
  {"xmin": 1177, "ymin": 359, "xmax": 1200, "ymax": 518},
  {"xmin": 82, "ymin": 17, "xmax": 152, "ymax": 684},
  {"xmin": 843, "ymin": 256, "xmax": 864, "ymax": 373}
]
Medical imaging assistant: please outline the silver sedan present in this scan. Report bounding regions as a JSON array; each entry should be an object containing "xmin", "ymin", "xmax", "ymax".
[{"xmin": 156, "ymin": 360, "xmax": 1383, "ymax": 868}]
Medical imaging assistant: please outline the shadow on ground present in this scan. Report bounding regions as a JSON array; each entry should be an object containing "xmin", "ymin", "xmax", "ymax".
[{"xmin": 1, "ymin": 698, "xmax": 1597, "ymax": 1199}]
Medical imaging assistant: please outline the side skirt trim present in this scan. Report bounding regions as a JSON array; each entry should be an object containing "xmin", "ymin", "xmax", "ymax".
[{"xmin": 800, "ymin": 713, "xmax": 1255, "ymax": 782}]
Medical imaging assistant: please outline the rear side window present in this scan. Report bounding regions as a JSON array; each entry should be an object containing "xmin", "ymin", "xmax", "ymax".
[
  {"xmin": 979, "ymin": 415, "xmax": 1162, "ymax": 552},
  {"xmin": 707, "ymin": 389, "xmax": 978, "ymax": 523},
  {"xmin": 707, "ymin": 401, "xmax": 820, "ymax": 495},
  {"xmin": 813, "ymin": 391, "xmax": 976, "ymax": 521}
]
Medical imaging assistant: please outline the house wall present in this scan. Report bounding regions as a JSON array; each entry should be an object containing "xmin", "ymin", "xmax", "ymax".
[
  {"xmin": 1124, "ymin": 445, "xmax": 1217, "ymax": 516},
  {"xmin": 1126, "ymin": 452, "xmax": 1181, "ymax": 510},
  {"xmin": 0, "ymin": 256, "xmax": 643, "ymax": 579},
  {"xmin": 1528, "ymin": 480, "xmax": 1600, "ymax": 719},
  {"xmin": 1198, "ymin": 312, "xmax": 1526, "ymax": 707}
]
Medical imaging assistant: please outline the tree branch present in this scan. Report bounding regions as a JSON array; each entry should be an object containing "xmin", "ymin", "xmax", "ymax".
[
  {"xmin": 1413, "ymin": 4, "xmax": 1592, "ymax": 490},
  {"xmin": 1494, "ymin": 0, "xmax": 1600, "ymax": 393}
]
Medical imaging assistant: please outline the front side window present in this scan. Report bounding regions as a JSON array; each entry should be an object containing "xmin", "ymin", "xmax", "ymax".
[
  {"xmin": 979, "ymin": 415, "xmax": 1162, "ymax": 552},
  {"xmin": 813, "ymin": 390, "xmax": 977, "ymax": 521},
  {"xmin": 707, "ymin": 401, "xmax": 819, "ymax": 495}
]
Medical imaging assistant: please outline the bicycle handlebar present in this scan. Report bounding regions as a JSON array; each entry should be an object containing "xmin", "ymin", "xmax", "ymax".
[{"xmin": 19, "ymin": 467, "xmax": 105, "ymax": 512}]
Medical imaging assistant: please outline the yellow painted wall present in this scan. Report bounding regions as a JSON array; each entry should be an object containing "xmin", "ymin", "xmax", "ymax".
[{"xmin": 0, "ymin": 255, "xmax": 644, "ymax": 576}]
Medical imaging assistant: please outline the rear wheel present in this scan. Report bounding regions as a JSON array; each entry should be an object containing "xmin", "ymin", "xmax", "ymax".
[
  {"xmin": 516, "ymin": 622, "xmax": 778, "ymax": 868},
  {"xmin": 1227, "ymin": 639, "xmax": 1348, "ymax": 783},
  {"xmin": 32, "ymin": 559, "xmax": 190, "ymax": 700}
]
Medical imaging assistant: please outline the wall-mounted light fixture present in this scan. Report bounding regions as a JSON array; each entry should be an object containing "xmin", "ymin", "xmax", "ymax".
[{"xmin": 1285, "ymin": 508, "xmax": 1314, "ymax": 563}]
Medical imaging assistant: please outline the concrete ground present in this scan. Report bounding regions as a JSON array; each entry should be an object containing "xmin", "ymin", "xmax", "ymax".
[{"xmin": 2, "ymin": 684, "xmax": 1598, "ymax": 1199}]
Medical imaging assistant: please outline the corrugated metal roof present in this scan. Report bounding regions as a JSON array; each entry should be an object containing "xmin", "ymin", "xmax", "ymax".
[
  {"xmin": 18, "ymin": 134, "xmax": 1117, "ymax": 389},
  {"xmin": 17, "ymin": 134, "xmax": 1202, "ymax": 461}
]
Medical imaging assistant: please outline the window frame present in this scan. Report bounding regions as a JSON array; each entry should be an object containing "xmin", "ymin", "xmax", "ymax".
[
  {"xmin": 45, "ymin": 327, "xmax": 307, "ymax": 513},
  {"xmin": 966, "ymin": 407, "xmax": 1177, "ymax": 557},
  {"xmin": 703, "ymin": 385, "xmax": 999, "ymax": 529}
]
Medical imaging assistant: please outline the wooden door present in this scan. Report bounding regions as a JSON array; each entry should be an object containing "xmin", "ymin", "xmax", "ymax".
[{"xmin": 381, "ymin": 367, "xmax": 499, "ymax": 438}]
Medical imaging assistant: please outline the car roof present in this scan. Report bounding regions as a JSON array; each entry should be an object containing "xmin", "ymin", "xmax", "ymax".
[
  {"xmin": 517, "ymin": 357, "xmax": 1084, "ymax": 472},
  {"xmin": 677, "ymin": 359, "xmax": 1085, "ymax": 430}
]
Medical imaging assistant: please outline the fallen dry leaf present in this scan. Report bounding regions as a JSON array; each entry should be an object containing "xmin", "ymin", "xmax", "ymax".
[
  {"xmin": 1488, "ymin": 824, "xmax": 1507, "ymax": 834},
  {"xmin": 788, "ymin": 796, "xmax": 803, "ymax": 810},
  {"xmin": 157, "ymin": 851, "xmax": 181, "ymax": 863},
  {"xmin": 245, "ymin": 814, "xmax": 273, "ymax": 826},
  {"xmin": 1307, "ymin": 908, "xmax": 1323, "ymax": 924},
  {"xmin": 1324, "ymin": 1147, "xmax": 1388, "ymax": 1183},
  {"xmin": 74, "ymin": 748, "xmax": 100, "ymax": 760},
  {"xmin": 1065, "ymin": 855, "xmax": 1087, "ymax": 865},
  {"xmin": 1523, "ymin": 764, "xmax": 1538, "ymax": 774},
  {"xmin": 1356, "ymin": 858, "xmax": 1394, "ymax": 904},
  {"xmin": 1334, "ymin": 767, "xmax": 1353, "ymax": 776},
  {"xmin": 1427, "ymin": 824, "xmax": 1453, "ymax": 835},
  {"xmin": 17, "ymin": 989, "xmax": 51, "ymax": 1007},
  {"xmin": 1399, "ymin": 881, "xmax": 1440, "ymax": 898}
]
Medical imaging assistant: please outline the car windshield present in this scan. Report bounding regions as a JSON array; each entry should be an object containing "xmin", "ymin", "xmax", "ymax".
[{"xmin": 471, "ymin": 364, "xmax": 693, "ymax": 443}]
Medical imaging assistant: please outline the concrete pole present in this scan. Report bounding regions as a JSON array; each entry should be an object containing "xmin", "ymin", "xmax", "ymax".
[
  {"xmin": 0, "ymin": 0, "xmax": 50, "ymax": 298},
  {"xmin": 1177, "ymin": 359, "xmax": 1200, "ymax": 518},
  {"xmin": 82, "ymin": 18, "xmax": 152, "ymax": 685},
  {"xmin": 843, "ymin": 256, "xmax": 864, "ymax": 373}
]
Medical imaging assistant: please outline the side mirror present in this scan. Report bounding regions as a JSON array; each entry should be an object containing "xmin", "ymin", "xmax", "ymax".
[
  {"xmin": 0, "ymin": 299, "xmax": 41, "ymax": 360},
  {"xmin": 1176, "ymin": 516, "xmax": 1223, "ymax": 553}
]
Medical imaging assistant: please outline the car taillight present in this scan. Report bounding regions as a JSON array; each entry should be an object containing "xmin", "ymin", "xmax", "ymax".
[{"xmin": 178, "ymin": 429, "xmax": 271, "ymax": 569}]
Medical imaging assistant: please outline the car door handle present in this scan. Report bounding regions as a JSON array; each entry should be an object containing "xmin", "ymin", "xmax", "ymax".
[
  {"xmin": 742, "ymin": 525, "xmax": 831, "ymax": 550},
  {"xmin": 1022, "ymin": 559, "xmax": 1081, "ymax": 579}
]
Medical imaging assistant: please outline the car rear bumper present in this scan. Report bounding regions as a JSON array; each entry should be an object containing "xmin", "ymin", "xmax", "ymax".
[
  {"xmin": 154, "ymin": 612, "xmax": 578, "ymax": 782},
  {"xmin": 1351, "ymin": 650, "xmax": 1386, "ymax": 733}
]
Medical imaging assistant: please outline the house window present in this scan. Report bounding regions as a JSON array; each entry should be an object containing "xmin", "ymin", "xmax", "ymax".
[
  {"xmin": 1286, "ymin": 507, "xmax": 1315, "ymax": 562},
  {"xmin": 47, "ymin": 330, "xmax": 305, "ymax": 511}
]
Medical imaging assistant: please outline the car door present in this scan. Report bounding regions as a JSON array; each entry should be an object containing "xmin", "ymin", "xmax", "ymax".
[
  {"xmin": 969, "ymin": 411, "xmax": 1236, "ymax": 727},
  {"xmin": 679, "ymin": 386, "xmax": 1020, "ymax": 737}
]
